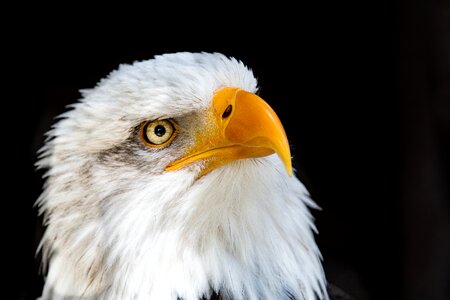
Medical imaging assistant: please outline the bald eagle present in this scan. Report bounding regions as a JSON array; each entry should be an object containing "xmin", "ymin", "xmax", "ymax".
[{"xmin": 36, "ymin": 52, "xmax": 339, "ymax": 300}]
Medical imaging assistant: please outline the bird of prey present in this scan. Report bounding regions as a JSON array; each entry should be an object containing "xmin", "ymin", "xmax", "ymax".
[{"xmin": 36, "ymin": 52, "xmax": 331, "ymax": 300}]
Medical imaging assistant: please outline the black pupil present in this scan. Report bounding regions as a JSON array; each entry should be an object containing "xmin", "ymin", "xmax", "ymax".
[{"xmin": 154, "ymin": 125, "xmax": 166, "ymax": 137}]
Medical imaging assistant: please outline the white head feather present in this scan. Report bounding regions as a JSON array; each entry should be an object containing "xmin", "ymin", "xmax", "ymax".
[{"xmin": 36, "ymin": 52, "xmax": 328, "ymax": 300}]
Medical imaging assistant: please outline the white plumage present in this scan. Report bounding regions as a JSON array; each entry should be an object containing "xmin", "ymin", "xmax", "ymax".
[{"xmin": 36, "ymin": 52, "xmax": 328, "ymax": 300}]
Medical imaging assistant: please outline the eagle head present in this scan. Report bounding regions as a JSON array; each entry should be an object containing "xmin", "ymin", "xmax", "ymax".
[{"xmin": 36, "ymin": 52, "xmax": 328, "ymax": 300}]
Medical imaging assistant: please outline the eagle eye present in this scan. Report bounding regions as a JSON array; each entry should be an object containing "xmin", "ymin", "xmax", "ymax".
[{"xmin": 140, "ymin": 119, "xmax": 177, "ymax": 147}]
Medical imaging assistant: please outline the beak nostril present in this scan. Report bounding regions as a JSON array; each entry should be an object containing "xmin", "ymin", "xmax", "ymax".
[{"xmin": 222, "ymin": 105, "xmax": 233, "ymax": 119}]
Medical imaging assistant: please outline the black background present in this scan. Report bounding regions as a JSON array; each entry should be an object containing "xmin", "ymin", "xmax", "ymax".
[{"xmin": 6, "ymin": 1, "xmax": 449, "ymax": 299}]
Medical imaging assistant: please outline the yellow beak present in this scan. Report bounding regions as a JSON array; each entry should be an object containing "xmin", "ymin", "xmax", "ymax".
[{"xmin": 165, "ymin": 87, "xmax": 292, "ymax": 177}]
